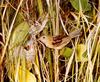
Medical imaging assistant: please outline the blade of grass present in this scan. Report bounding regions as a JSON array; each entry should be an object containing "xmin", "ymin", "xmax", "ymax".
[
  {"xmin": 0, "ymin": 0, "xmax": 24, "ymax": 65},
  {"xmin": 37, "ymin": 0, "xmax": 43, "ymax": 16}
]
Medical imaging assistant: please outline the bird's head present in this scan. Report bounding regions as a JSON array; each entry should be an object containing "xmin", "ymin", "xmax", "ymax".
[
  {"xmin": 38, "ymin": 35, "xmax": 53, "ymax": 48},
  {"xmin": 39, "ymin": 35, "xmax": 49, "ymax": 43}
]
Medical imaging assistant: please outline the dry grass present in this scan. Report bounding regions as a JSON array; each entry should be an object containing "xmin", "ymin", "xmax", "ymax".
[{"xmin": 0, "ymin": 0, "xmax": 100, "ymax": 82}]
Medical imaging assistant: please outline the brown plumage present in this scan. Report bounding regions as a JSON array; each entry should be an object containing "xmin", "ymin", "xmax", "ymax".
[{"xmin": 39, "ymin": 29, "xmax": 81, "ymax": 49}]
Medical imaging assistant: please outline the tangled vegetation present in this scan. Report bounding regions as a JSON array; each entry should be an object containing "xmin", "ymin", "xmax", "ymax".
[{"xmin": 0, "ymin": 0, "xmax": 100, "ymax": 82}]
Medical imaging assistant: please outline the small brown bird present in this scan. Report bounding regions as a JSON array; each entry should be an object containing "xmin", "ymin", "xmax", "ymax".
[{"xmin": 39, "ymin": 29, "xmax": 81, "ymax": 49}]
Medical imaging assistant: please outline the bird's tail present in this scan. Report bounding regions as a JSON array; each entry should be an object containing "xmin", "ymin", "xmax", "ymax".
[{"xmin": 68, "ymin": 29, "xmax": 82, "ymax": 38}]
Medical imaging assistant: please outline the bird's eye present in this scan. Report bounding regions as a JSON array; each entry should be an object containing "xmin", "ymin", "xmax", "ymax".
[{"xmin": 43, "ymin": 36, "xmax": 45, "ymax": 39}]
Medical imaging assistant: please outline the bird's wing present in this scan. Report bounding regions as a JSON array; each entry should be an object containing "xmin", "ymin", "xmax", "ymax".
[{"xmin": 54, "ymin": 37, "xmax": 71, "ymax": 49}]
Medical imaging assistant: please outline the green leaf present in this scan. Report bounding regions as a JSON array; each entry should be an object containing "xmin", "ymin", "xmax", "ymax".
[
  {"xmin": 10, "ymin": 22, "xmax": 29, "ymax": 49},
  {"xmin": 14, "ymin": 12, "xmax": 25, "ymax": 27},
  {"xmin": 77, "ymin": 44, "xmax": 87, "ymax": 62},
  {"xmin": 60, "ymin": 47, "xmax": 72, "ymax": 58},
  {"xmin": 70, "ymin": 0, "xmax": 91, "ymax": 12}
]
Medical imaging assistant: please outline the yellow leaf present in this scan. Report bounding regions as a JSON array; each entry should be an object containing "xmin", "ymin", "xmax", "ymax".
[
  {"xmin": 97, "ymin": 76, "xmax": 100, "ymax": 82},
  {"xmin": 18, "ymin": 66, "xmax": 36, "ymax": 82},
  {"xmin": 77, "ymin": 44, "xmax": 87, "ymax": 62}
]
